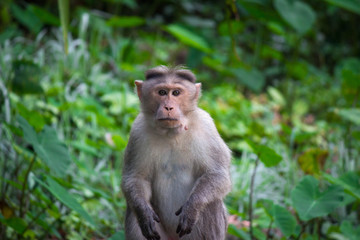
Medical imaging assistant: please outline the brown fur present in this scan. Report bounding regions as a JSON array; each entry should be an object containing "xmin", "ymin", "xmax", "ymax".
[{"xmin": 121, "ymin": 66, "xmax": 231, "ymax": 240}]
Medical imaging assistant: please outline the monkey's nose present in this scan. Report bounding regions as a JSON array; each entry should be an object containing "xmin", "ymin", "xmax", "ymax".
[{"xmin": 164, "ymin": 106, "xmax": 173, "ymax": 111}]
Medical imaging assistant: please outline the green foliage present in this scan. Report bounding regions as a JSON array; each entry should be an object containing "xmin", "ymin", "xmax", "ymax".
[
  {"xmin": 274, "ymin": 0, "xmax": 316, "ymax": 34},
  {"xmin": 340, "ymin": 220, "xmax": 360, "ymax": 240},
  {"xmin": 108, "ymin": 231, "xmax": 125, "ymax": 240},
  {"xmin": 291, "ymin": 175, "xmax": 344, "ymax": 221},
  {"xmin": 35, "ymin": 177, "xmax": 96, "ymax": 227},
  {"xmin": 0, "ymin": 0, "xmax": 359, "ymax": 239},
  {"xmin": 247, "ymin": 140, "xmax": 283, "ymax": 167},
  {"xmin": 17, "ymin": 116, "xmax": 71, "ymax": 177},
  {"xmin": 11, "ymin": 60, "xmax": 43, "ymax": 95},
  {"xmin": 335, "ymin": 108, "xmax": 360, "ymax": 125},
  {"xmin": 273, "ymin": 204, "xmax": 296, "ymax": 237},
  {"xmin": 325, "ymin": 0, "xmax": 360, "ymax": 15},
  {"xmin": 165, "ymin": 24, "xmax": 211, "ymax": 53}
]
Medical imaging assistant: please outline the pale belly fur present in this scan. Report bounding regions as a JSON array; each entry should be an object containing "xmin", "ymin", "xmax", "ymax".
[{"xmin": 151, "ymin": 150, "xmax": 196, "ymax": 235}]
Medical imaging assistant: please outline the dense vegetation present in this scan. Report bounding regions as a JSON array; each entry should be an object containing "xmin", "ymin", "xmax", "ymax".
[{"xmin": 0, "ymin": 0, "xmax": 359, "ymax": 239}]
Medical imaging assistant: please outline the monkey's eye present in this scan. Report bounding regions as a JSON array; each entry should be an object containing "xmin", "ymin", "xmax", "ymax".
[
  {"xmin": 172, "ymin": 90, "xmax": 181, "ymax": 96},
  {"xmin": 158, "ymin": 90, "xmax": 167, "ymax": 96}
]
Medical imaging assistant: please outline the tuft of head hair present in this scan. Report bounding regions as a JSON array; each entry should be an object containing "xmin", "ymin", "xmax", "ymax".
[{"xmin": 145, "ymin": 65, "xmax": 196, "ymax": 83}]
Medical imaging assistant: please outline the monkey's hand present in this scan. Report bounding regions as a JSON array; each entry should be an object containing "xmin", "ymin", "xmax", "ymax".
[
  {"xmin": 175, "ymin": 202, "xmax": 199, "ymax": 238},
  {"xmin": 137, "ymin": 207, "xmax": 161, "ymax": 240}
]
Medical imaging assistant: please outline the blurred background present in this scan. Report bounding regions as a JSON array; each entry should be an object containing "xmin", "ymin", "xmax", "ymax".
[{"xmin": 0, "ymin": 0, "xmax": 359, "ymax": 239}]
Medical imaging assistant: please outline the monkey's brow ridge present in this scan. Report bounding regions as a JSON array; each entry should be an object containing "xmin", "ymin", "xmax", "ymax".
[
  {"xmin": 145, "ymin": 72, "xmax": 165, "ymax": 80},
  {"xmin": 145, "ymin": 70, "xmax": 196, "ymax": 83},
  {"xmin": 175, "ymin": 72, "xmax": 195, "ymax": 83}
]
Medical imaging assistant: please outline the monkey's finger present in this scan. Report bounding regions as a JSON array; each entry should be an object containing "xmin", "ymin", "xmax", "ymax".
[
  {"xmin": 175, "ymin": 207, "xmax": 182, "ymax": 216},
  {"xmin": 176, "ymin": 224, "xmax": 181, "ymax": 234},
  {"xmin": 153, "ymin": 213, "xmax": 160, "ymax": 222},
  {"xmin": 149, "ymin": 220, "xmax": 160, "ymax": 239}
]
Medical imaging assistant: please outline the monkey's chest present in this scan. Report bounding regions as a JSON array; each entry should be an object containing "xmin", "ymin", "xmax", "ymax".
[{"xmin": 151, "ymin": 157, "xmax": 195, "ymax": 229}]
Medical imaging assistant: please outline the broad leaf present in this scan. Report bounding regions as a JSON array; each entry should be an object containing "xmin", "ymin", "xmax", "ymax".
[
  {"xmin": 325, "ymin": 0, "xmax": 360, "ymax": 15},
  {"xmin": 36, "ymin": 177, "xmax": 96, "ymax": 227},
  {"xmin": 247, "ymin": 140, "xmax": 282, "ymax": 167},
  {"xmin": 273, "ymin": 204, "xmax": 296, "ymax": 237},
  {"xmin": 36, "ymin": 126, "xmax": 71, "ymax": 177},
  {"xmin": 17, "ymin": 115, "xmax": 38, "ymax": 145},
  {"xmin": 165, "ymin": 24, "xmax": 211, "ymax": 53},
  {"xmin": 340, "ymin": 220, "xmax": 360, "ymax": 240},
  {"xmin": 17, "ymin": 116, "xmax": 71, "ymax": 177},
  {"xmin": 323, "ymin": 172, "xmax": 360, "ymax": 200},
  {"xmin": 232, "ymin": 67, "xmax": 265, "ymax": 93},
  {"xmin": 291, "ymin": 175, "xmax": 344, "ymax": 221},
  {"xmin": 274, "ymin": 0, "xmax": 316, "ymax": 34}
]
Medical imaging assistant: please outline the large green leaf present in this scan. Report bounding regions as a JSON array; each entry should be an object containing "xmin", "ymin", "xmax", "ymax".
[
  {"xmin": 273, "ymin": 204, "xmax": 296, "ymax": 237},
  {"xmin": 323, "ymin": 172, "xmax": 360, "ymax": 200},
  {"xmin": 36, "ymin": 126, "xmax": 71, "ymax": 177},
  {"xmin": 274, "ymin": 0, "xmax": 316, "ymax": 34},
  {"xmin": 340, "ymin": 220, "xmax": 360, "ymax": 240},
  {"xmin": 325, "ymin": 0, "xmax": 360, "ymax": 15},
  {"xmin": 17, "ymin": 115, "xmax": 38, "ymax": 145},
  {"xmin": 247, "ymin": 140, "xmax": 282, "ymax": 167},
  {"xmin": 17, "ymin": 116, "xmax": 71, "ymax": 177},
  {"xmin": 232, "ymin": 67, "xmax": 265, "ymax": 93},
  {"xmin": 165, "ymin": 24, "xmax": 211, "ymax": 53},
  {"xmin": 36, "ymin": 177, "xmax": 96, "ymax": 227},
  {"xmin": 291, "ymin": 175, "xmax": 344, "ymax": 221}
]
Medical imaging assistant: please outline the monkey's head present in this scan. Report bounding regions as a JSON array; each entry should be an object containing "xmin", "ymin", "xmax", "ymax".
[{"xmin": 135, "ymin": 66, "xmax": 201, "ymax": 131}]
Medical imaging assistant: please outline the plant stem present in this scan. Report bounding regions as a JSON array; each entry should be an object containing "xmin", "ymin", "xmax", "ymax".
[
  {"xmin": 19, "ymin": 154, "xmax": 36, "ymax": 217},
  {"xmin": 265, "ymin": 220, "xmax": 273, "ymax": 240},
  {"xmin": 295, "ymin": 222, "xmax": 306, "ymax": 240},
  {"xmin": 249, "ymin": 157, "xmax": 259, "ymax": 240}
]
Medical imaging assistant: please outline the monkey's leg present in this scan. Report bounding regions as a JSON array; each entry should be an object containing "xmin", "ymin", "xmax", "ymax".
[
  {"xmin": 125, "ymin": 208, "xmax": 169, "ymax": 240},
  {"xmin": 181, "ymin": 200, "xmax": 227, "ymax": 240}
]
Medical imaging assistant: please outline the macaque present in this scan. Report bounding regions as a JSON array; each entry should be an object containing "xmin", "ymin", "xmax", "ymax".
[{"xmin": 121, "ymin": 66, "xmax": 231, "ymax": 240}]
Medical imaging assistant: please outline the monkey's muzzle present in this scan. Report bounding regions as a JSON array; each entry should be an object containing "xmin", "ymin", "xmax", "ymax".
[{"xmin": 157, "ymin": 118, "xmax": 181, "ymax": 128}]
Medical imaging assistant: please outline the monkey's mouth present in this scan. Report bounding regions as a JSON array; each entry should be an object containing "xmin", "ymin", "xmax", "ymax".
[
  {"xmin": 158, "ymin": 118, "xmax": 178, "ymax": 121},
  {"xmin": 157, "ymin": 118, "xmax": 181, "ymax": 128}
]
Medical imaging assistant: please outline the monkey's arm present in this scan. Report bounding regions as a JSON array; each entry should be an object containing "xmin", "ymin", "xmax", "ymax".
[
  {"xmin": 121, "ymin": 135, "xmax": 160, "ymax": 240},
  {"xmin": 176, "ymin": 140, "xmax": 231, "ymax": 237}
]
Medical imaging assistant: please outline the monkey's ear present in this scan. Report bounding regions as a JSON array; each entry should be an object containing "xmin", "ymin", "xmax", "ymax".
[
  {"xmin": 195, "ymin": 83, "xmax": 202, "ymax": 100},
  {"xmin": 135, "ymin": 80, "xmax": 143, "ymax": 102}
]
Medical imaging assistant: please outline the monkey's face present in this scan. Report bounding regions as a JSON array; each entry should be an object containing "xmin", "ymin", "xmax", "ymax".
[
  {"xmin": 137, "ymin": 79, "xmax": 200, "ymax": 130},
  {"xmin": 147, "ymin": 81, "xmax": 197, "ymax": 129}
]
